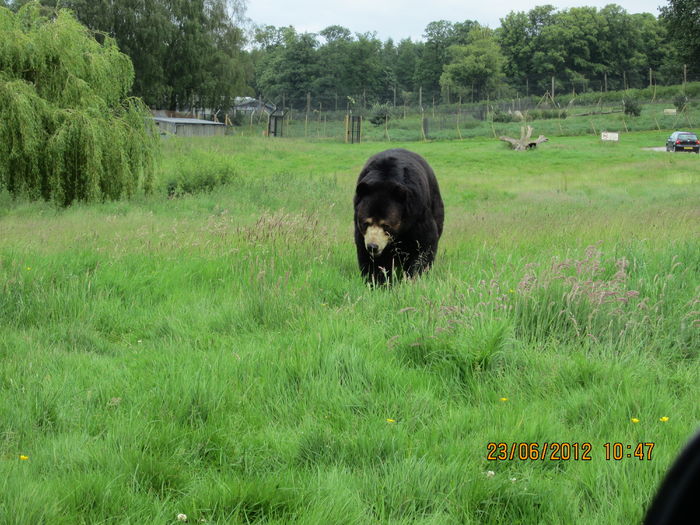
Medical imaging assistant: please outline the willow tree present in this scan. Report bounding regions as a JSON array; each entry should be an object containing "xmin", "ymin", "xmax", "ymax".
[{"xmin": 0, "ymin": 2, "xmax": 158, "ymax": 206}]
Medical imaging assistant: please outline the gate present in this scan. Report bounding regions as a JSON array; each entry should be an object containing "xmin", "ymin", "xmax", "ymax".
[
  {"xmin": 345, "ymin": 115, "xmax": 362, "ymax": 143},
  {"xmin": 267, "ymin": 111, "xmax": 285, "ymax": 137}
]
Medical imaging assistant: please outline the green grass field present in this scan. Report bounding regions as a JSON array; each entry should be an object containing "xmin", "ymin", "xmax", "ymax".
[{"xmin": 1, "ymin": 132, "xmax": 699, "ymax": 524}]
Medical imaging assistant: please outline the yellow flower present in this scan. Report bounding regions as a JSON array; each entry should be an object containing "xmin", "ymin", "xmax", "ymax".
[
  {"xmin": 386, "ymin": 418, "xmax": 396, "ymax": 423},
  {"xmin": 26, "ymin": 267, "xmax": 31, "ymax": 271},
  {"xmin": 509, "ymin": 289, "xmax": 515, "ymax": 294},
  {"xmin": 659, "ymin": 417, "xmax": 669, "ymax": 422},
  {"xmin": 19, "ymin": 455, "xmax": 29, "ymax": 461},
  {"xmin": 499, "ymin": 397, "xmax": 508, "ymax": 402},
  {"xmin": 631, "ymin": 418, "xmax": 640, "ymax": 424}
]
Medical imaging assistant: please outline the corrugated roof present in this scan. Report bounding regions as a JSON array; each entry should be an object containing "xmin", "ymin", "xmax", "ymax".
[{"xmin": 152, "ymin": 117, "xmax": 225, "ymax": 126}]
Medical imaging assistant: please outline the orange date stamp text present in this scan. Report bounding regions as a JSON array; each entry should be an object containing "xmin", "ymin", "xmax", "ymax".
[{"xmin": 486, "ymin": 442, "xmax": 655, "ymax": 461}]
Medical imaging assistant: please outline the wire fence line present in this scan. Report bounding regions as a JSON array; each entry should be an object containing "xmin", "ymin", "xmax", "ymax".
[
  {"xmin": 220, "ymin": 82, "xmax": 700, "ymax": 142},
  {"xmin": 248, "ymin": 67, "xmax": 700, "ymax": 116}
]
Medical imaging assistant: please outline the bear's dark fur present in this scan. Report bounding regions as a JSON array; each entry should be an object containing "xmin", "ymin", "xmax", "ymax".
[{"xmin": 353, "ymin": 148, "xmax": 444, "ymax": 284}]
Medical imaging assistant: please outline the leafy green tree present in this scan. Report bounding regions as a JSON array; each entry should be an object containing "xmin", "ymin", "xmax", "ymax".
[
  {"xmin": 394, "ymin": 38, "xmax": 419, "ymax": 94},
  {"xmin": 314, "ymin": 25, "xmax": 354, "ymax": 105},
  {"xmin": 598, "ymin": 4, "xmax": 647, "ymax": 90},
  {"xmin": 660, "ymin": 0, "xmax": 700, "ymax": 77},
  {"xmin": 380, "ymin": 38, "xmax": 398, "ymax": 103},
  {"xmin": 256, "ymin": 29, "xmax": 319, "ymax": 108},
  {"xmin": 452, "ymin": 20, "xmax": 481, "ymax": 45},
  {"xmin": 256, "ymin": 27, "xmax": 390, "ymax": 110},
  {"xmin": 499, "ymin": 5, "xmax": 670, "ymax": 95},
  {"xmin": 440, "ymin": 27, "xmax": 505, "ymax": 102},
  {"xmin": 415, "ymin": 20, "xmax": 455, "ymax": 100},
  {"xmin": 345, "ymin": 33, "xmax": 385, "ymax": 104},
  {"xmin": 0, "ymin": 3, "xmax": 157, "ymax": 205},
  {"xmin": 34, "ymin": 0, "xmax": 249, "ymax": 110},
  {"xmin": 536, "ymin": 7, "xmax": 606, "ymax": 93},
  {"xmin": 254, "ymin": 24, "xmax": 289, "ymax": 50},
  {"xmin": 498, "ymin": 6, "xmax": 558, "ymax": 94},
  {"xmin": 634, "ymin": 13, "xmax": 677, "ymax": 86},
  {"xmin": 319, "ymin": 24, "xmax": 352, "ymax": 43},
  {"xmin": 497, "ymin": 11, "xmax": 534, "ymax": 93}
]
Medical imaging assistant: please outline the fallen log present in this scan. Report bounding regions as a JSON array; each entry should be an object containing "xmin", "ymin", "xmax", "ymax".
[
  {"xmin": 573, "ymin": 110, "xmax": 623, "ymax": 117},
  {"xmin": 499, "ymin": 126, "xmax": 548, "ymax": 151}
]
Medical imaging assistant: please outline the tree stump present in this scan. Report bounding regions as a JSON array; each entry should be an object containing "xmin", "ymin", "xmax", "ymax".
[{"xmin": 499, "ymin": 126, "xmax": 548, "ymax": 150}]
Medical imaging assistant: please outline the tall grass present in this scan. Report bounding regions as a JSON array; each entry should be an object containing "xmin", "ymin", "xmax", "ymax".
[{"xmin": 0, "ymin": 133, "xmax": 698, "ymax": 524}]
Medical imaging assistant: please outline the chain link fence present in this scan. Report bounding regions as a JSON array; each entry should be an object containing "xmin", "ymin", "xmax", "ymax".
[{"xmin": 227, "ymin": 82, "xmax": 700, "ymax": 142}]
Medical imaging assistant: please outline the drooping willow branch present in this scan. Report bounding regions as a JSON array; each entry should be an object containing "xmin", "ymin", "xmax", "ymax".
[{"xmin": 0, "ymin": 2, "xmax": 158, "ymax": 206}]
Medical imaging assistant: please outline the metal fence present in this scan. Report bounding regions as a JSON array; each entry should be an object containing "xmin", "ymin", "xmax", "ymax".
[{"xmin": 209, "ymin": 81, "xmax": 700, "ymax": 142}]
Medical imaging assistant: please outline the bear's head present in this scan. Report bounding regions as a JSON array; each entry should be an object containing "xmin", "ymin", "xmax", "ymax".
[{"xmin": 354, "ymin": 180, "xmax": 408, "ymax": 257}]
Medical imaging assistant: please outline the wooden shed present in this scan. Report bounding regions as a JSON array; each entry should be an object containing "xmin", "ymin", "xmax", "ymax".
[{"xmin": 152, "ymin": 117, "xmax": 226, "ymax": 137}]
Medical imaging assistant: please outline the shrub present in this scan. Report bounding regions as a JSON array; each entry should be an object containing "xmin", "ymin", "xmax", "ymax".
[
  {"xmin": 527, "ymin": 109, "xmax": 567, "ymax": 121},
  {"xmin": 164, "ymin": 152, "xmax": 238, "ymax": 197},
  {"xmin": 368, "ymin": 103, "xmax": 394, "ymax": 126},
  {"xmin": 622, "ymin": 97, "xmax": 642, "ymax": 117},
  {"xmin": 491, "ymin": 109, "xmax": 515, "ymax": 123},
  {"xmin": 673, "ymin": 94, "xmax": 689, "ymax": 112}
]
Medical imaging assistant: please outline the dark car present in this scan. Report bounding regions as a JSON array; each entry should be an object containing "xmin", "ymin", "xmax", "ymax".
[{"xmin": 665, "ymin": 131, "xmax": 700, "ymax": 153}]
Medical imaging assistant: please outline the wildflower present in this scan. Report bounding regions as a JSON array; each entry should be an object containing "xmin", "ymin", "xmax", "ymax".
[
  {"xmin": 26, "ymin": 267, "xmax": 31, "ymax": 271},
  {"xmin": 509, "ymin": 289, "xmax": 515, "ymax": 294},
  {"xmin": 499, "ymin": 397, "xmax": 508, "ymax": 402},
  {"xmin": 19, "ymin": 455, "xmax": 29, "ymax": 461},
  {"xmin": 485, "ymin": 470, "xmax": 495, "ymax": 478},
  {"xmin": 386, "ymin": 418, "xmax": 396, "ymax": 423},
  {"xmin": 631, "ymin": 418, "xmax": 640, "ymax": 424},
  {"xmin": 510, "ymin": 477, "xmax": 517, "ymax": 483},
  {"xmin": 659, "ymin": 417, "xmax": 669, "ymax": 422},
  {"xmin": 177, "ymin": 514, "xmax": 187, "ymax": 522}
]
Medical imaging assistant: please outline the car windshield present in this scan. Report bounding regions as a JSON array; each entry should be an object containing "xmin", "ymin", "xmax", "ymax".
[{"xmin": 678, "ymin": 133, "xmax": 698, "ymax": 141}]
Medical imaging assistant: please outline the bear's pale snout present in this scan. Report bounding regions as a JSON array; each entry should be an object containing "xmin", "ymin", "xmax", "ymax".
[{"xmin": 364, "ymin": 225, "xmax": 391, "ymax": 256}]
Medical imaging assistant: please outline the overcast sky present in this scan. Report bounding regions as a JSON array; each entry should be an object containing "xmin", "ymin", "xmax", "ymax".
[{"xmin": 246, "ymin": 1, "xmax": 665, "ymax": 42}]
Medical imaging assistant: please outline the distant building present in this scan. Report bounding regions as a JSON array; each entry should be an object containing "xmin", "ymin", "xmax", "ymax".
[
  {"xmin": 233, "ymin": 97, "xmax": 276, "ymax": 115},
  {"xmin": 152, "ymin": 117, "xmax": 226, "ymax": 137}
]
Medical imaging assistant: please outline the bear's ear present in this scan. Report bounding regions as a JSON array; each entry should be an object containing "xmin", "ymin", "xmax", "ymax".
[
  {"xmin": 354, "ymin": 181, "xmax": 370, "ymax": 204},
  {"xmin": 391, "ymin": 184, "xmax": 408, "ymax": 203},
  {"xmin": 356, "ymin": 181, "xmax": 370, "ymax": 196}
]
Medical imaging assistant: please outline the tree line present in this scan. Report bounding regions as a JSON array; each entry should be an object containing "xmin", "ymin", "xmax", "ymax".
[
  {"xmin": 253, "ymin": 3, "xmax": 696, "ymax": 111},
  {"xmin": 2, "ymin": 1, "xmax": 699, "ymax": 113}
]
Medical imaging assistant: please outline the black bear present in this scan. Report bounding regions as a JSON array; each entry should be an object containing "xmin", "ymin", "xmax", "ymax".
[{"xmin": 353, "ymin": 148, "xmax": 444, "ymax": 284}]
